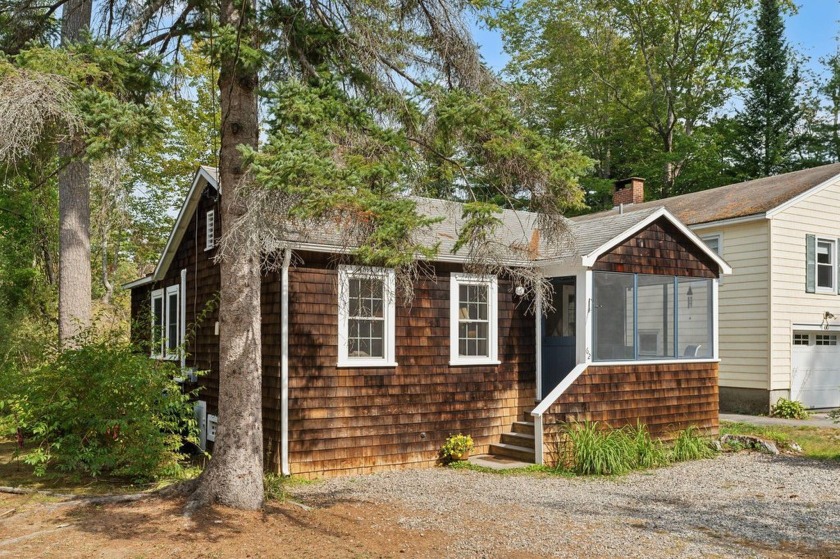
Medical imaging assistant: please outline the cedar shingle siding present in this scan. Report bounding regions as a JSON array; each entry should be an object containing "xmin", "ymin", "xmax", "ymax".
[
  {"xmin": 592, "ymin": 217, "xmax": 718, "ymax": 278},
  {"xmin": 131, "ymin": 185, "xmax": 720, "ymax": 476},
  {"xmin": 134, "ymin": 189, "xmax": 536, "ymax": 476}
]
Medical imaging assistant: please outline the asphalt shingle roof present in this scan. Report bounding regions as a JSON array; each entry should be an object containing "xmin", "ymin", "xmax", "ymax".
[{"xmin": 575, "ymin": 163, "xmax": 840, "ymax": 226}]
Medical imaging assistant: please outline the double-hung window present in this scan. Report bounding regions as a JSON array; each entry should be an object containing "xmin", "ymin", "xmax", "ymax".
[
  {"xmin": 337, "ymin": 266, "xmax": 396, "ymax": 367},
  {"xmin": 151, "ymin": 285, "xmax": 181, "ymax": 359},
  {"xmin": 450, "ymin": 274, "xmax": 499, "ymax": 366},
  {"xmin": 816, "ymin": 238, "xmax": 836, "ymax": 292}
]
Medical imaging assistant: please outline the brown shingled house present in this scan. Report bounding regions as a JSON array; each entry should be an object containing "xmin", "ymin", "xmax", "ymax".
[
  {"xmin": 125, "ymin": 167, "xmax": 730, "ymax": 477},
  {"xmin": 592, "ymin": 163, "xmax": 840, "ymax": 413}
]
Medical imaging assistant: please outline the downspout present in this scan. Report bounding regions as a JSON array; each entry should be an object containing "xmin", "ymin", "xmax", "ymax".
[{"xmin": 280, "ymin": 248, "xmax": 292, "ymax": 476}]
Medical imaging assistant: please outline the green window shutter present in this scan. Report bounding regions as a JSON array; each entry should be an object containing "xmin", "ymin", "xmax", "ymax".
[
  {"xmin": 837, "ymin": 238, "xmax": 840, "ymax": 295},
  {"xmin": 806, "ymin": 234, "xmax": 816, "ymax": 293}
]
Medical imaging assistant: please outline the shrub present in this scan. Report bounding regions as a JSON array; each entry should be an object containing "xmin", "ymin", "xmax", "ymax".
[
  {"xmin": 0, "ymin": 331, "xmax": 200, "ymax": 480},
  {"xmin": 440, "ymin": 434, "xmax": 474, "ymax": 463},
  {"xmin": 770, "ymin": 398, "xmax": 809, "ymax": 420},
  {"xmin": 671, "ymin": 426, "xmax": 715, "ymax": 462}
]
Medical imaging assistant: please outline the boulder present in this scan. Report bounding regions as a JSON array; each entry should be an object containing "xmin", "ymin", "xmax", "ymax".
[{"xmin": 720, "ymin": 434, "xmax": 779, "ymax": 455}]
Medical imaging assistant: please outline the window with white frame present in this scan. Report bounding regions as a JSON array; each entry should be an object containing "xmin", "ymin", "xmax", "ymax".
[
  {"xmin": 205, "ymin": 210, "xmax": 215, "ymax": 251},
  {"xmin": 816, "ymin": 238, "xmax": 835, "ymax": 291},
  {"xmin": 450, "ymin": 274, "xmax": 499, "ymax": 366},
  {"xmin": 701, "ymin": 234, "xmax": 722, "ymax": 256},
  {"xmin": 151, "ymin": 285, "xmax": 181, "ymax": 359},
  {"xmin": 151, "ymin": 289, "xmax": 164, "ymax": 358},
  {"xmin": 337, "ymin": 266, "xmax": 396, "ymax": 367}
]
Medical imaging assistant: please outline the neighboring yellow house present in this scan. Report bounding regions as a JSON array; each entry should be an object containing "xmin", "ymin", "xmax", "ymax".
[{"xmin": 603, "ymin": 164, "xmax": 840, "ymax": 413}]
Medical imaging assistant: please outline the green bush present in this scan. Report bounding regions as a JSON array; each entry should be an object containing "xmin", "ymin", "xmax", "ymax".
[
  {"xmin": 0, "ymin": 330, "xmax": 200, "ymax": 480},
  {"xmin": 671, "ymin": 426, "xmax": 715, "ymax": 462},
  {"xmin": 770, "ymin": 398, "xmax": 809, "ymax": 420}
]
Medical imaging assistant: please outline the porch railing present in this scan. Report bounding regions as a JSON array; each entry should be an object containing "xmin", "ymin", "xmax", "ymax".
[{"xmin": 530, "ymin": 362, "xmax": 589, "ymax": 465}]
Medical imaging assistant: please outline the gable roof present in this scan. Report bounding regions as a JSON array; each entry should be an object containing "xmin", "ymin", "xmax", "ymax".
[
  {"xmin": 577, "ymin": 163, "xmax": 840, "ymax": 226},
  {"xmin": 124, "ymin": 166, "xmax": 731, "ymax": 288}
]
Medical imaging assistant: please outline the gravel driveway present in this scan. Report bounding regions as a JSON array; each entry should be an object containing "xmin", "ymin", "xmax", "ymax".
[{"xmin": 290, "ymin": 453, "xmax": 840, "ymax": 558}]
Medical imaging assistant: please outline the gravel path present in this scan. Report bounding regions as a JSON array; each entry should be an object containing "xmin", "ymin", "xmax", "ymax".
[{"xmin": 291, "ymin": 453, "xmax": 840, "ymax": 558}]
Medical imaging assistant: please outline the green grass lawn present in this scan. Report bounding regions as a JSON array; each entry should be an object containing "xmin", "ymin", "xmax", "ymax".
[{"xmin": 721, "ymin": 421, "xmax": 840, "ymax": 460}]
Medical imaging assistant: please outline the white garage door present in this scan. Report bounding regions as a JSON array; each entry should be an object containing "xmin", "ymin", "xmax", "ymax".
[{"xmin": 791, "ymin": 332, "xmax": 840, "ymax": 409}]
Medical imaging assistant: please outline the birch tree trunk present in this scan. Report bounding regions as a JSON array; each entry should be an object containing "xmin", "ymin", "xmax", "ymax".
[
  {"xmin": 186, "ymin": 0, "xmax": 264, "ymax": 511},
  {"xmin": 58, "ymin": 0, "xmax": 93, "ymax": 345}
]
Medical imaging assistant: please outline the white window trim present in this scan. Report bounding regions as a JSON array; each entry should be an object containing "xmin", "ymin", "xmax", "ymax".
[
  {"xmin": 164, "ymin": 284, "xmax": 181, "ymax": 360},
  {"xmin": 337, "ymin": 266, "xmax": 397, "ymax": 368},
  {"xmin": 151, "ymin": 288, "xmax": 165, "ymax": 359},
  {"xmin": 205, "ymin": 210, "xmax": 215, "ymax": 251},
  {"xmin": 700, "ymin": 233, "xmax": 722, "ymax": 256},
  {"xmin": 815, "ymin": 236, "xmax": 836, "ymax": 293},
  {"xmin": 449, "ymin": 273, "xmax": 500, "ymax": 367}
]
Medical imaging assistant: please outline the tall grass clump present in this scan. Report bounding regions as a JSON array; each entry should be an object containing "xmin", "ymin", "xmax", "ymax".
[
  {"xmin": 671, "ymin": 426, "xmax": 715, "ymax": 462},
  {"xmin": 561, "ymin": 421, "xmax": 634, "ymax": 475},
  {"xmin": 627, "ymin": 421, "xmax": 668, "ymax": 468},
  {"xmin": 551, "ymin": 421, "xmax": 717, "ymax": 476}
]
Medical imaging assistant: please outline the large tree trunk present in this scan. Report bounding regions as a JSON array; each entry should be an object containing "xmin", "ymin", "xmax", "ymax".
[
  {"xmin": 187, "ymin": 0, "xmax": 264, "ymax": 512},
  {"xmin": 58, "ymin": 0, "xmax": 93, "ymax": 345}
]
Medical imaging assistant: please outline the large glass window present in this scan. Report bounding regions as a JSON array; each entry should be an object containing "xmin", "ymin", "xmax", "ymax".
[
  {"xmin": 593, "ymin": 272, "xmax": 714, "ymax": 361},
  {"xmin": 450, "ymin": 274, "xmax": 499, "ymax": 365},
  {"xmin": 337, "ymin": 266, "xmax": 396, "ymax": 367}
]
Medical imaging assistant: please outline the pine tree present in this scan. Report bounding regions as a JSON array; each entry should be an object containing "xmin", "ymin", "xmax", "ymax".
[
  {"xmin": 820, "ymin": 50, "xmax": 840, "ymax": 162},
  {"xmin": 733, "ymin": 0, "xmax": 801, "ymax": 179}
]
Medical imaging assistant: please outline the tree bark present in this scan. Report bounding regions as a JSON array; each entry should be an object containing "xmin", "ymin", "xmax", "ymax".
[
  {"xmin": 186, "ymin": 0, "xmax": 264, "ymax": 512},
  {"xmin": 58, "ymin": 0, "xmax": 93, "ymax": 345}
]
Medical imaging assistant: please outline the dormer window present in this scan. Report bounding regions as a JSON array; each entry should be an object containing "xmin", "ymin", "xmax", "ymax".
[{"xmin": 206, "ymin": 210, "xmax": 215, "ymax": 251}]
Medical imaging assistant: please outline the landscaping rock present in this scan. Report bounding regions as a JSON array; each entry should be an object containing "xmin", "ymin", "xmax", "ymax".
[{"xmin": 720, "ymin": 434, "xmax": 779, "ymax": 455}]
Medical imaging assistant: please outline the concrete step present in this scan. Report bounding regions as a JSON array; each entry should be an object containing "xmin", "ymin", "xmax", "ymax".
[
  {"xmin": 489, "ymin": 442, "xmax": 535, "ymax": 462},
  {"xmin": 511, "ymin": 421, "xmax": 535, "ymax": 435},
  {"xmin": 501, "ymin": 431, "xmax": 535, "ymax": 448}
]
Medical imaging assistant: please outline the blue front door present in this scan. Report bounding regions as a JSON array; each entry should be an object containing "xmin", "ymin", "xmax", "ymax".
[{"xmin": 541, "ymin": 277, "xmax": 576, "ymax": 400}]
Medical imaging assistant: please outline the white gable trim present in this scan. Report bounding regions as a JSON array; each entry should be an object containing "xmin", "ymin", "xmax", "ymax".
[
  {"xmin": 765, "ymin": 172, "xmax": 840, "ymax": 218},
  {"xmin": 580, "ymin": 207, "xmax": 732, "ymax": 275},
  {"xmin": 151, "ymin": 167, "xmax": 219, "ymax": 282}
]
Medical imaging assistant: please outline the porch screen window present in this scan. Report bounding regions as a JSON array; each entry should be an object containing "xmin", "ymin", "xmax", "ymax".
[
  {"xmin": 593, "ymin": 272, "xmax": 714, "ymax": 361},
  {"xmin": 637, "ymin": 275, "xmax": 675, "ymax": 358},
  {"xmin": 337, "ymin": 266, "xmax": 396, "ymax": 367},
  {"xmin": 151, "ymin": 285, "xmax": 181, "ymax": 359},
  {"xmin": 450, "ymin": 274, "xmax": 499, "ymax": 366}
]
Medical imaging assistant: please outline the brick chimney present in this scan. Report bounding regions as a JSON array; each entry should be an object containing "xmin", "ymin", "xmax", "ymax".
[{"xmin": 613, "ymin": 177, "xmax": 645, "ymax": 207}]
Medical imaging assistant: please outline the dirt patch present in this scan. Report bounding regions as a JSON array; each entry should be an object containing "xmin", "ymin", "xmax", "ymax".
[{"xmin": 0, "ymin": 493, "xmax": 541, "ymax": 559}]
